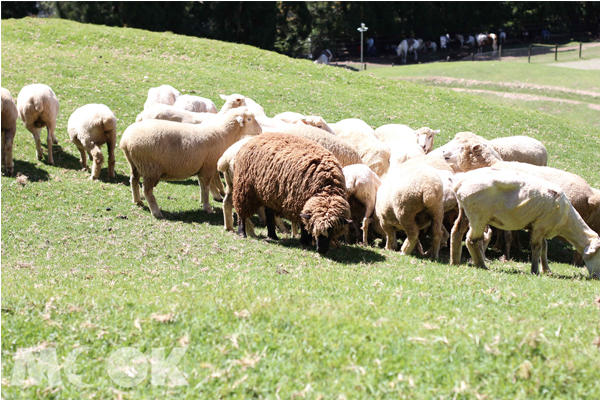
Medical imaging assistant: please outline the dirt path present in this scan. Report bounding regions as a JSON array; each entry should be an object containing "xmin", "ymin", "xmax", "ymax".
[
  {"xmin": 449, "ymin": 88, "xmax": 600, "ymax": 110},
  {"xmin": 403, "ymin": 76, "xmax": 600, "ymax": 99}
]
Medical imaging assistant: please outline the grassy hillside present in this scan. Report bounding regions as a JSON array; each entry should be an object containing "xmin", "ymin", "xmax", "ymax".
[
  {"xmin": 370, "ymin": 58, "xmax": 600, "ymax": 127},
  {"xmin": 2, "ymin": 18, "xmax": 600, "ymax": 399}
]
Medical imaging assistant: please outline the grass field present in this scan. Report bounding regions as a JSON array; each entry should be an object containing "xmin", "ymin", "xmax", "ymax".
[
  {"xmin": 369, "ymin": 47, "xmax": 600, "ymax": 128},
  {"xmin": 2, "ymin": 18, "xmax": 600, "ymax": 399}
]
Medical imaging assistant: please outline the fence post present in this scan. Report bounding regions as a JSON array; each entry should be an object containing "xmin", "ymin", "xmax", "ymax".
[
  {"xmin": 528, "ymin": 45, "xmax": 531, "ymax": 63},
  {"xmin": 579, "ymin": 42, "xmax": 582, "ymax": 58},
  {"xmin": 555, "ymin": 44, "xmax": 558, "ymax": 61},
  {"xmin": 472, "ymin": 52, "xmax": 475, "ymax": 61},
  {"xmin": 499, "ymin": 44, "xmax": 502, "ymax": 61}
]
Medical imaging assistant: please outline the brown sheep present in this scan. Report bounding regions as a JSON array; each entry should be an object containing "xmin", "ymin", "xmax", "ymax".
[
  {"xmin": 232, "ymin": 132, "xmax": 351, "ymax": 254},
  {"xmin": 119, "ymin": 107, "xmax": 261, "ymax": 218}
]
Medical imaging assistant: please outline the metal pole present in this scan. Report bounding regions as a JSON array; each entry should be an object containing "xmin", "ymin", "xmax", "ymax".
[
  {"xmin": 499, "ymin": 44, "xmax": 502, "ymax": 61},
  {"xmin": 555, "ymin": 44, "xmax": 558, "ymax": 61},
  {"xmin": 360, "ymin": 29, "xmax": 364, "ymax": 71},
  {"xmin": 472, "ymin": 52, "xmax": 475, "ymax": 61},
  {"xmin": 528, "ymin": 45, "xmax": 531, "ymax": 63},
  {"xmin": 579, "ymin": 42, "xmax": 582, "ymax": 58}
]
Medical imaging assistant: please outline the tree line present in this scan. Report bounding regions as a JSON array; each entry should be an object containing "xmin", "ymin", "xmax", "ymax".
[{"xmin": 3, "ymin": 2, "xmax": 599, "ymax": 57}]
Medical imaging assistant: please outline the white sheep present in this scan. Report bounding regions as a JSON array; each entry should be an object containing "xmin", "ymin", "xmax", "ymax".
[
  {"xmin": 488, "ymin": 136, "xmax": 548, "ymax": 166},
  {"xmin": 173, "ymin": 94, "xmax": 218, "ymax": 114},
  {"xmin": 16, "ymin": 84, "xmax": 60, "ymax": 165},
  {"xmin": 375, "ymin": 125, "xmax": 439, "ymax": 153},
  {"xmin": 447, "ymin": 141, "xmax": 600, "ymax": 264},
  {"xmin": 274, "ymin": 112, "xmax": 335, "ymax": 134},
  {"xmin": 119, "ymin": 107, "xmax": 261, "ymax": 218},
  {"xmin": 1, "ymin": 87, "xmax": 18, "ymax": 176},
  {"xmin": 343, "ymin": 164, "xmax": 382, "ymax": 245},
  {"xmin": 218, "ymin": 94, "xmax": 265, "ymax": 117},
  {"xmin": 374, "ymin": 164, "xmax": 444, "ymax": 259},
  {"xmin": 135, "ymin": 104, "xmax": 215, "ymax": 124},
  {"xmin": 453, "ymin": 167, "xmax": 600, "ymax": 277},
  {"xmin": 331, "ymin": 119, "xmax": 390, "ymax": 178},
  {"xmin": 143, "ymin": 85, "xmax": 180, "ymax": 109},
  {"xmin": 67, "ymin": 104, "xmax": 117, "ymax": 180}
]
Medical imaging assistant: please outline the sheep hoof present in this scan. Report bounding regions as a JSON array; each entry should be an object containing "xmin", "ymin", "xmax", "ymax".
[
  {"xmin": 152, "ymin": 212, "xmax": 164, "ymax": 219},
  {"xmin": 135, "ymin": 200, "xmax": 144, "ymax": 206},
  {"xmin": 204, "ymin": 206, "xmax": 214, "ymax": 214}
]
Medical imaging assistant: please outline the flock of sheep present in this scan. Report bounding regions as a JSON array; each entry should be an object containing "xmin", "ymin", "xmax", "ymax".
[{"xmin": 1, "ymin": 83, "xmax": 599, "ymax": 278}]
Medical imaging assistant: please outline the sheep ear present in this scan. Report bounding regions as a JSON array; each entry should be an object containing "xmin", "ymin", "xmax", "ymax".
[
  {"xmin": 220, "ymin": 94, "xmax": 228, "ymax": 100},
  {"xmin": 300, "ymin": 118, "xmax": 309, "ymax": 125},
  {"xmin": 236, "ymin": 116, "xmax": 244, "ymax": 127},
  {"xmin": 472, "ymin": 144, "xmax": 483, "ymax": 153},
  {"xmin": 300, "ymin": 213, "xmax": 311, "ymax": 219},
  {"xmin": 584, "ymin": 239, "xmax": 600, "ymax": 256},
  {"xmin": 345, "ymin": 219, "xmax": 353, "ymax": 225}
]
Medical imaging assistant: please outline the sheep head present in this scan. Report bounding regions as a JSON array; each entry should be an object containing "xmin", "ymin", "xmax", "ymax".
[
  {"xmin": 583, "ymin": 237, "xmax": 600, "ymax": 279},
  {"xmin": 301, "ymin": 116, "xmax": 335, "ymax": 134},
  {"xmin": 219, "ymin": 94, "xmax": 247, "ymax": 114},
  {"xmin": 222, "ymin": 107, "xmax": 262, "ymax": 137},
  {"xmin": 300, "ymin": 193, "xmax": 351, "ymax": 254},
  {"xmin": 415, "ymin": 127, "xmax": 440, "ymax": 153},
  {"xmin": 455, "ymin": 143, "xmax": 497, "ymax": 172}
]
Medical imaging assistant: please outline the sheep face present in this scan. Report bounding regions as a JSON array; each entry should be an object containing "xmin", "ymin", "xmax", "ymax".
[
  {"xmin": 445, "ymin": 143, "xmax": 493, "ymax": 172},
  {"xmin": 416, "ymin": 128, "xmax": 439, "ymax": 153},
  {"xmin": 302, "ymin": 116, "xmax": 333, "ymax": 134},
  {"xmin": 300, "ymin": 194, "xmax": 351, "ymax": 254},
  {"xmin": 583, "ymin": 237, "xmax": 600, "ymax": 279}
]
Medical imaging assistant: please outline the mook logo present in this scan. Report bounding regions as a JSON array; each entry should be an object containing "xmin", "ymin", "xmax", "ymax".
[{"xmin": 10, "ymin": 346, "xmax": 188, "ymax": 388}]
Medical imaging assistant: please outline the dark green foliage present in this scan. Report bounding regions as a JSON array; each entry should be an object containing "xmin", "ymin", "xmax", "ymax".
[{"xmin": 1, "ymin": 1, "xmax": 39, "ymax": 19}]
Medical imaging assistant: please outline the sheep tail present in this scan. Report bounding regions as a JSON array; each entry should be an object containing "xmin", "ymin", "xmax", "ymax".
[
  {"xmin": 590, "ymin": 192, "xmax": 600, "ymax": 213},
  {"xmin": 103, "ymin": 115, "xmax": 116, "ymax": 133},
  {"xmin": 33, "ymin": 97, "xmax": 44, "ymax": 113}
]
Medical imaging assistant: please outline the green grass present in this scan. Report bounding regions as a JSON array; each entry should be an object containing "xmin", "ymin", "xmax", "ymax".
[
  {"xmin": 2, "ymin": 18, "xmax": 600, "ymax": 399},
  {"xmin": 370, "ymin": 53, "xmax": 600, "ymax": 128}
]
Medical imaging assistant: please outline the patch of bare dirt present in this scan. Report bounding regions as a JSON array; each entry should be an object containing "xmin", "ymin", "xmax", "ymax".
[
  {"xmin": 406, "ymin": 76, "xmax": 600, "ymax": 99},
  {"xmin": 450, "ymin": 88, "xmax": 600, "ymax": 111}
]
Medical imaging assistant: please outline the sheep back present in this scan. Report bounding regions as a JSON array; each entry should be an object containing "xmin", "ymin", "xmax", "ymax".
[
  {"xmin": 120, "ymin": 108, "xmax": 261, "ymax": 181},
  {"xmin": 136, "ymin": 104, "xmax": 214, "ymax": 124},
  {"xmin": 233, "ymin": 132, "xmax": 350, "ymax": 238},
  {"xmin": 143, "ymin": 85, "xmax": 180, "ymax": 109},
  {"xmin": 489, "ymin": 136, "xmax": 548, "ymax": 166}
]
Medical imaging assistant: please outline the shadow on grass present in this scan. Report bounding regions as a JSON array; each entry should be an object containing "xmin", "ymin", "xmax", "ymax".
[
  {"xmin": 161, "ymin": 206, "xmax": 225, "ymax": 226},
  {"xmin": 10, "ymin": 159, "xmax": 51, "ymax": 181},
  {"xmin": 52, "ymin": 144, "xmax": 87, "ymax": 170},
  {"xmin": 491, "ymin": 265, "xmax": 589, "ymax": 281}
]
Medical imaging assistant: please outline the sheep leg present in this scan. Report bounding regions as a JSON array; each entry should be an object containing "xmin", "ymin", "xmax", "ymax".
[
  {"xmin": 450, "ymin": 208, "xmax": 470, "ymax": 265},
  {"xmin": 237, "ymin": 217, "xmax": 247, "ymax": 238},
  {"xmin": 465, "ymin": 226, "xmax": 487, "ymax": 269},
  {"xmin": 76, "ymin": 146, "xmax": 88, "ymax": 170},
  {"xmin": 106, "ymin": 135, "xmax": 116, "ymax": 179},
  {"xmin": 264, "ymin": 207, "xmax": 278, "ymax": 240},
  {"xmin": 89, "ymin": 144, "xmax": 104, "ymax": 180},
  {"xmin": 258, "ymin": 207, "xmax": 267, "ymax": 225},
  {"xmin": 429, "ymin": 214, "xmax": 443, "ymax": 261},
  {"xmin": 245, "ymin": 218, "xmax": 257, "ymax": 238},
  {"xmin": 491, "ymin": 229, "xmax": 504, "ymax": 251},
  {"xmin": 504, "ymin": 230, "xmax": 512, "ymax": 259},
  {"xmin": 383, "ymin": 226, "xmax": 397, "ymax": 251},
  {"xmin": 46, "ymin": 122, "xmax": 55, "ymax": 165},
  {"xmin": 2, "ymin": 128, "xmax": 15, "ymax": 176},
  {"xmin": 143, "ymin": 178, "xmax": 163, "ymax": 219},
  {"xmin": 127, "ymin": 163, "xmax": 143, "ymax": 206},
  {"xmin": 361, "ymin": 217, "xmax": 370, "ymax": 246},
  {"xmin": 292, "ymin": 222, "xmax": 299, "ymax": 238},
  {"xmin": 209, "ymin": 173, "xmax": 223, "ymax": 202},
  {"xmin": 540, "ymin": 239, "xmax": 552, "ymax": 275},
  {"xmin": 530, "ymin": 239, "xmax": 542, "ymax": 275},
  {"xmin": 399, "ymin": 215, "xmax": 420, "ymax": 256},
  {"xmin": 198, "ymin": 174, "xmax": 213, "ymax": 214},
  {"xmin": 300, "ymin": 224, "xmax": 312, "ymax": 246},
  {"xmin": 29, "ymin": 126, "xmax": 44, "ymax": 162},
  {"xmin": 274, "ymin": 216, "xmax": 290, "ymax": 234},
  {"xmin": 214, "ymin": 171, "xmax": 226, "ymax": 197},
  {"xmin": 223, "ymin": 191, "xmax": 234, "ymax": 231}
]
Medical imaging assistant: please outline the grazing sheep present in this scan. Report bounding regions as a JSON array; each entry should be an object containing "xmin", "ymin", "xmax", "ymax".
[
  {"xmin": 217, "ymin": 137, "xmax": 289, "ymax": 236},
  {"xmin": 67, "ymin": 104, "xmax": 117, "ymax": 180},
  {"xmin": 119, "ymin": 107, "xmax": 261, "ymax": 218},
  {"xmin": 332, "ymin": 119, "xmax": 390, "ymax": 178},
  {"xmin": 135, "ymin": 104, "xmax": 215, "ymax": 124},
  {"xmin": 374, "ymin": 164, "xmax": 444, "ymax": 259},
  {"xmin": 233, "ymin": 132, "xmax": 351, "ymax": 254},
  {"xmin": 343, "ymin": 164, "xmax": 382, "ymax": 245},
  {"xmin": 314, "ymin": 49, "xmax": 333, "ymax": 65},
  {"xmin": 16, "ymin": 84, "xmax": 60, "ymax": 165},
  {"xmin": 453, "ymin": 167, "xmax": 600, "ymax": 277},
  {"xmin": 1, "ymin": 87, "xmax": 18, "ymax": 176},
  {"xmin": 173, "ymin": 94, "xmax": 218, "ymax": 114},
  {"xmin": 276, "ymin": 123, "xmax": 363, "ymax": 167},
  {"xmin": 396, "ymin": 38, "xmax": 420, "ymax": 63},
  {"xmin": 574, "ymin": 188, "xmax": 600, "ymax": 265},
  {"xmin": 143, "ymin": 85, "xmax": 180, "ymax": 109},
  {"xmin": 447, "ymin": 142, "xmax": 600, "ymax": 264}
]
